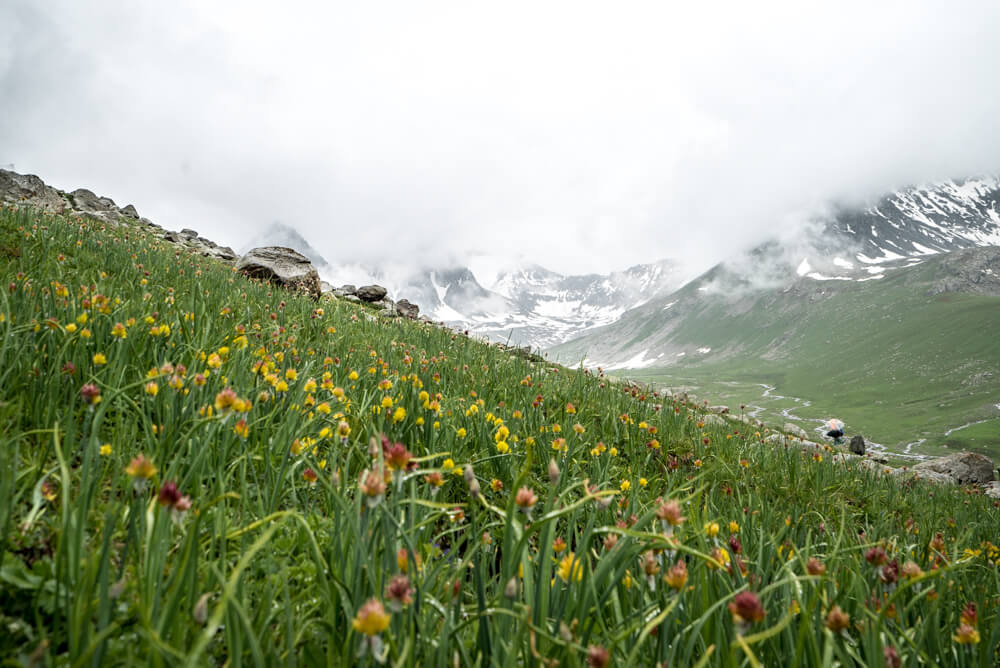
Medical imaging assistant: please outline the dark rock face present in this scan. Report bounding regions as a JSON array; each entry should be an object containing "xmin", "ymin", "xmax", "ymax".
[
  {"xmin": 236, "ymin": 247, "xmax": 321, "ymax": 299},
  {"xmin": 912, "ymin": 452, "xmax": 996, "ymax": 484},
  {"xmin": 849, "ymin": 435, "xmax": 866, "ymax": 455},
  {"xmin": 396, "ymin": 299, "xmax": 419, "ymax": 319},
  {"xmin": 357, "ymin": 285, "xmax": 388, "ymax": 302}
]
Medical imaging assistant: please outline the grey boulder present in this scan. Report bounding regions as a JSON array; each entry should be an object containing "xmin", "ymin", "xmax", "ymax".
[
  {"xmin": 236, "ymin": 246, "xmax": 321, "ymax": 298},
  {"xmin": 0, "ymin": 170, "xmax": 68, "ymax": 212},
  {"xmin": 849, "ymin": 435, "xmax": 866, "ymax": 456},
  {"xmin": 357, "ymin": 285, "xmax": 388, "ymax": 302},
  {"xmin": 911, "ymin": 452, "xmax": 996, "ymax": 485},
  {"xmin": 396, "ymin": 299, "xmax": 419, "ymax": 319}
]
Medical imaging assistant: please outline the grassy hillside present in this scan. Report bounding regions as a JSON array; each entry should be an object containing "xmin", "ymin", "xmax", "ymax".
[
  {"xmin": 1, "ymin": 205, "xmax": 999, "ymax": 666},
  {"xmin": 552, "ymin": 255, "xmax": 1000, "ymax": 458}
]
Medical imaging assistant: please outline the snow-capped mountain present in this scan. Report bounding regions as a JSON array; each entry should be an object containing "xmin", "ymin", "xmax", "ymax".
[
  {"xmin": 550, "ymin": 175, "xmax": 1000, "ymax": 369},
  {"xmin": 784, "ymin": 176, "xmax": 1000, "ymax": 282},
  {"xmin": 319, "ymin": 259, "xmax": 687, "ymax": 349}
]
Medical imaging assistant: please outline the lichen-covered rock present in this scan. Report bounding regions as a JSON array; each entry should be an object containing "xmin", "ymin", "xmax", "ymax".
[{"xmin": 236, "ymin": 247, "xmax": 321, "ymax": 299}]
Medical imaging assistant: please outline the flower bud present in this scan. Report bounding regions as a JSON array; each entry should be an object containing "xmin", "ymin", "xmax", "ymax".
[
  {"xmin": 193, "ymin": 593, "xmax": 211, "ymax": 625},
  {"xmin": 548, "ymin": 458, "xmax": 560, "ymax": 484},
  {"xmin": 504, "ymin": 576, "xmax": 518, "ymax": 599}
]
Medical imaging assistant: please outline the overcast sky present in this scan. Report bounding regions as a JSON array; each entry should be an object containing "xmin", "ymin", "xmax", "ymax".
[{"xmin": 3, "ymin": 1, "xmax": 1000, "ymax": 279}]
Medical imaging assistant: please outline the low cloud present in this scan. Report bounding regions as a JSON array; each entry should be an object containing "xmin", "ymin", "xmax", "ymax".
[{"xmin": 2, "ymin": 1, "xmax": 999, "ymax": 279}]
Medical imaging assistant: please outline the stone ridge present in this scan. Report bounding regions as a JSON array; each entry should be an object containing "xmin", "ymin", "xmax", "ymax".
[{"xmin": 0, "ymin": 168, "xmax": 429, "ymax": 316}]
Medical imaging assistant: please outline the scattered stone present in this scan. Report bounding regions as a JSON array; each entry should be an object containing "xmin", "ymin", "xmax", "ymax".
[
  {"xmin": 179, "ymin": 228, "xmax": 199, "ymax": 240},
  {"xmin": 339, "ymin": 284, "xmax": 357, "ymax": 296},
  {"xmin": 320, "ymin": 281, "xmax": 334, "ymax": 294},
  {"xmin": 784, "ymin": 423, "xmax": 809, "ymax": 439},
  {"xmin": 344, "ymin": 294, "xmax": 361, "ymax": 303},
  {"xmin": 395, "ymin": 299, "xmax": 419, "ymax": 319},
  {"xmin": 911, "ymin": 452, "xmax": 996, "ymax": 485},
  {"xmin": 357, "ymin": 285, "xmax": 387, "ymax": 302},
  {"xmin": 236, "ymin": 246, "xmax": 321, "ymax": 299},
  {"xmin": 120, "ymin": 204, "xmax": 139, "ymax": 218},
  {"xmin": 849, "ymin": 435, "xmax": 866, "ymax": 456},
  {"xmin": 708, "ymin": 405, "xmax": 729, "ymax": 414},
  {"xmin": 983, "ymin": 482, "xmax": 1000, "ymax": 499}
]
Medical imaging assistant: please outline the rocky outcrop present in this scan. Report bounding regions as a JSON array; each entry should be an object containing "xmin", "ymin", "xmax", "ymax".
[
  {"xmin": 911, "ymin": 452, "xmax": 996, "ymax": 485},
  {"xmin": 395, "ymin": 299, "xmax": 419, "ymax": 319},
  {"xmin": 236, "ymin": 247, "xmax": 321, "ymax": 299},
  {"xmin": 357, "ymin": 285, "xmax": 388, "ymax": 302},
  {"xmin": 2, "ymin": 168, "xmax": 428, "ymax": 312},
  {"xmin": 0, "ymin": 170, "xmax": 68, "ymax": 212}
]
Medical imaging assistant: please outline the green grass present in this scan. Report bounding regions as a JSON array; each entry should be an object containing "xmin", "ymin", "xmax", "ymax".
[
  {"xmin": 2, "ymin": 205, "xmax": 1000, "ymax": 666},
  {"xmin": 555, "ymin": 257, "xmax": 1000, "ymax": 459}
]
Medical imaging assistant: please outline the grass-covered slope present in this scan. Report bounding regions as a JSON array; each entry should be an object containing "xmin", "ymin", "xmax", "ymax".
[
  {"xmin": 1, "ymin": 206, "xmax": 999, "ymax": 666},
  {"xmin": 551, "ymin": 252, "xmax": 1000, "ymax": 458}
]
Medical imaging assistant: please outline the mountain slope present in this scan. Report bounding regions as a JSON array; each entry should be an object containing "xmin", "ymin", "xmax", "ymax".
[{"xmin": 550, "ymin": 177, "xmax": 1000, "ymax": 456}]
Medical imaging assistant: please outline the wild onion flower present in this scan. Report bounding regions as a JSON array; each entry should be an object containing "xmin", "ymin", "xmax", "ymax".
[
  {"xmin": 806, "ymin": 557, "xmax": 826, "ymax": 576},
  {"xmin": 385, "ymin": 575, "xmax": 413, "ymax": 611},
  {"xmin": 960, "ymin": 602, "xmax": 977, "ymax": 627},
  {"xmin": 664, "ymin": 560, "xmax": 688, "ymax": 590},
  {"xmin": 125, "ymin": 454, "xmax": 157, "ymax": 492},
  {"xmin": 382, "ymin": 437, "xmax": 414, "ymax": 473},
  {"xmin": 865, "ymin": 546, "xmax": 887, "ymax": 566},
  {"xmin": 360, "ymin": 470, "xmax": 387, "ymax": 507},
  {"xmin": 586, "ymin": 645, "xmax": 610, "ymax": 668},
  {"xmin": 80, "ymin": 382, "xmax": 102, "ymax": 407},
  {"xmin": 157, "ymin": 480, "xmax": 192, "ymax": 522},
  {"xmin": 515, "ymin": 487, "xmax": 538, "ymax": 516},
  {"xmin": 728, "ymin": 591, "xmax": 766, "ymax": 630},
  {"xmin": 825, "ymin": 605, "xmax": 850, "ymax": 632},
  {"xmin": 353, "ymin": 598, "xmax": 391, "ymax": 661},
  {"xmin": 641, "ymin": 551, "xmax": 660, "ymax": 589},
  {"xmin": 953, "ymin": 623, "xmax": 980, "ymax": 645},
  {"xmin": 656, "ymin": 499, "xmax": 685, "ymax": 533}
]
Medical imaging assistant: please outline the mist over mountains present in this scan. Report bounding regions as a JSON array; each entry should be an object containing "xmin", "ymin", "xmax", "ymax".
[{"xmin": 246, "ymin": 175, "xmax": 999, "ymax": 355}]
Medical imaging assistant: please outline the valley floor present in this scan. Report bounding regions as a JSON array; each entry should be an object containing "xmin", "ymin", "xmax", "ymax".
[{"xmin": 629, "ymin": 367, "xmax": 1000, "ymax": 462}]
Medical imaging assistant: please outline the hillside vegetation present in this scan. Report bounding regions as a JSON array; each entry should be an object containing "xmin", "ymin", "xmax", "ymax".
[
  {"xmin": 1, "ymin": 206, "xmax": 999, "ymax": 666},
  {"xmin": 551, "ymin": 251, "xmax": 1000, "ymax": 458}
]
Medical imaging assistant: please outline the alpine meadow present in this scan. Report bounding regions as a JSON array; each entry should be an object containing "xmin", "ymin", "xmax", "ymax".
[{"xmin": 1, "ymin": 198, "xmax": 999, "ymax": 666}]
